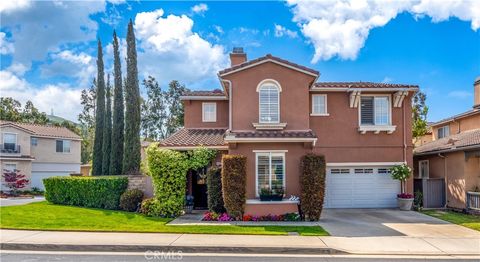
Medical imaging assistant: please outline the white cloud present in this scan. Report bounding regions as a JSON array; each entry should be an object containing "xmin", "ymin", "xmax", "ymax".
[
  {"xmin": 274, "ymin": 24, "xmax": 298, "ymax": 38},
  {"xmin": 0, "ymin": 0, "xmax": 31, "ymax": 13},
  {"xmin": 41, "ymin": 50, "xmax": 96, "ymax": 87},
  {"xmin": 191, "ymin": 3, "xmax": 208, "ymax": 15},
  {"xmin": 213, "ymin": 25, "xmax": 224, "ymax": 34},
  {"xmin": 382, "ymin": 76, "xmax": 393, "ymax": 83},
  {"xmin": 0, "ymin": 32, "xmax": 14, "ymax": 54},
  {"xmin": 1, "ymin": 1, "xmax": 106, "ymax": 66},
  {"xmin": 134, "ymin": 9, "xmax": 228, "ymax": 84},
  {"xmin": 0, "ymin": 70, "xmax": 82, "ymax": 121},
  {"xmin": 7, "ymin": 63, "xmax": 29, "ymax": 76},
  {"xmin": 448, "ymin": 90, "xmax": 472, "ymax": 99},
  {"xmin": 287, "ymin": 0, "xmax": 480, "ymax": 63}
]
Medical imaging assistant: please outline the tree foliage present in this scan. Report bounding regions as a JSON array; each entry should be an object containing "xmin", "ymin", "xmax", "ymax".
[
  {"xmin": 92, "ymin": 39, "xmax": 106, "ymax": 176},
  {"xmin": 300, "ymin": 153, "xmax": 326, "ymax": 221},
  {"xmin": 221, "ymin": 155, "xmax": 247, "ymax": 219},
  {"xmin": 165, "ymin": 80, "xmax": 187, "ymax": 138},
  {"xmin": 412, "ymin": 92, "xmax": 429, "ymax": 141},
  {"xmin": 124, "ymin": 20, "xmax": 141, "ymax": 175},
  {"xmin": 207, "ymin": 167, "xmax": 225, "ymax": 213},
  {"xmin": 0, "ymin": 97, "xmax": 48, "ymax": 124},
  {"xmin": 102, "ymin": 75, "xmax": 113, "ymax": 176},
  {"xmin": 78, "ymin": 80, "xmax": 96, "ymax": 164},
  {"xmin": 111, "ymin": 30, "xmax": 124, "ymax": 176}
]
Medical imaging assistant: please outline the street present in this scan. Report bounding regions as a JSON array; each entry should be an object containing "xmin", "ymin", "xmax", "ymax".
[{"xmin": 1, "ymin": 251, "xmax": 478, "ymax": 262}]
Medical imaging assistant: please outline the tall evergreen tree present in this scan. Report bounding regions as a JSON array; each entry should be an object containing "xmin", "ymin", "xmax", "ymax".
[
  {"xmin": 123, "ymin": 20, "xmax": 141, "ymax": 175},
  {"xmin": 92, "ymin": 39, "xmax": 106, "ymax": 176},
  {"xmin": 110, "ymin": 30, "xmax": 124, "ymax": 175},
  {"xmin": 102, "ymin": 74, "xmax": 112, "ymax": 175}
]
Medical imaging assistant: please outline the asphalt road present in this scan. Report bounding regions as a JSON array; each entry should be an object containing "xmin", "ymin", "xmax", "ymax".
[{"xmin": 1, "ymin": 251, "xmax": 478, "ymax": 262}]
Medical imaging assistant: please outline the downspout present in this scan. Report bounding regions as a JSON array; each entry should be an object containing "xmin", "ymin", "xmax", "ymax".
[
  {"xmin": 221, "ymin": 78, "xmax": 233, "ymax": 130},
  {"xmin": 403, "ymin": 97, "xmax": 407, "ymax": 164},
  {"xmin": 438, "ymin": 153, "xmax": 448, "ymax": 208}
]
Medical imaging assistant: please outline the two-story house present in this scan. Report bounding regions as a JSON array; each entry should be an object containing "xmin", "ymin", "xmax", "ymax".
[
  {"xmin": 414, "ymin": 77, "xmax": 480, "ymax": 210},
  {"xmin": 0, "ymin": 121, "xmax": 81, "ymax": 190},
  {"xmin": 160, "ymin": 48, "xmax": 418, "ymax": 214}
]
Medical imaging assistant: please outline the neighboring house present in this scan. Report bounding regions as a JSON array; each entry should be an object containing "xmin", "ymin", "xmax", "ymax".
[
  {"xmin": 0, "ymin": 121, "xmax": 81, "ymax": 190},
  {"xmin": 414, "ymin": 77, "xmax": 480, "ymax": 210},
  {"xmin": 413, "ymin": 124, "xmax": 433, "ymax": 147},
  {"xmin": 160, "ymin": 48, "xmax": 418, "ymax": 214}
]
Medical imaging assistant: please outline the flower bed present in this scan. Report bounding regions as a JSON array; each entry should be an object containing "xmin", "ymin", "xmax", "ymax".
[{"xmin": 202, "ymin": 211, "xmax": 301, "ymax": 222}]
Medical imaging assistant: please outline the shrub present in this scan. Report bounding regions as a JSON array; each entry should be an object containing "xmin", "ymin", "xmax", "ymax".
[
  {"xmin": 207, "ymin": 167, "xmax": 225, "ymax": 213},
  {"xmin": 300, "ymin": 153, "xmax": 326, "ymax": 221},
  {"xmin": 43, "ymin": 176, "xmax": 128, "ymax": 209},
  {"xmin": 146, "ymin": 147, "xmax": 189, "ymax": 217},
  {"xmin": 390, "ymin": 164, "xmax": 412, "ymax": 194},
  {"xmin": 139, "ymin": 198, "xmax": 161, "ymax": 216},
  {"xmin": 221, "ymin": 155, "xmax": 247, "ymax": 219},
  {"xmin": 2, "ymin": 169, "xmax": 29, "ymax": 196},
  {"xmin": 119, "ymin": 189, "xmax": 144, "ymax": 212}
]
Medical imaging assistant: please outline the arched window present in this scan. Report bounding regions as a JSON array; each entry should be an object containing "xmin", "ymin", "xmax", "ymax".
[{"xmin": 258, "ymin": 80, "xmax": 280, "ymax": 123}]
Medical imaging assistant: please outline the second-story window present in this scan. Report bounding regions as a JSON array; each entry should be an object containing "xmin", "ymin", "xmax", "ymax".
[
  {"xmin": 259, "ymin": 84, "xmax": 280, "ymax": 123},
  {"xmin": 360, "ymin": 96, "xmax": 390, "ymax": 126},
  {"xmin": 202, "ymin": 102, "xmax": 216, "ymax": 122},
  {"xmin": 3, "ymin": 133, "xmax": 17, "ymax": 151},
  {"xmin": 437, "ymin": 126, "xmax": 450, "ymax": 139},
  {"xmin": 56, "ymin": 140, "xmax": 71, "ymax": 153},
  {"xmin": 31, "ymin": 137, "xmax": 38, "ymax": 146},
  {"xmin": 312, "ymin": 94, "xmax": 327, "ymax": 115}
]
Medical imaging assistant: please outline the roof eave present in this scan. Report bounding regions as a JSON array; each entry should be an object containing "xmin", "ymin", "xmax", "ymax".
[{"xmin": 414, "ymin": 144, "xmax": 480, "ymax": 156}]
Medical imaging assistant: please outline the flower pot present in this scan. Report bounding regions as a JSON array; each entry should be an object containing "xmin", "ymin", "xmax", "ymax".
[
  {"xmin": 270, "ymin": 194, "xmax": 283, "ymax": 201},
  {"xmin": 397, "ymin": 198, "xmax": 414, "ymax": 211},
  {"xmin": 260, "ymin": 195, "xmax": 272, "ymax": 201}
]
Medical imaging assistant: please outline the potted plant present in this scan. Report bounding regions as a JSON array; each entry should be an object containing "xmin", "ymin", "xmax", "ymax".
[
  {"xmin": 185, "ymin": 195, "xmax": 194, "ymax": 214},
  {"xmin": 271, "ymin": 187, "xmax": 284, "ymax": 201},
  {"xmin": 390, "ymin": 164, "xmax": 414, "ymax": 211},
  {"xmin": 259, "ymin": 187, "xmax": 272, "ymax": 201}
]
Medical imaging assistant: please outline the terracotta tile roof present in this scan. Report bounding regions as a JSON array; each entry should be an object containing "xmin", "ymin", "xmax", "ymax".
[
  {"xmin": 160, "ymin": 128, "xmax": 227, "ymax": 147},
  {"xmin": 314, "ymin": 82, "xmax": 418, "ymax": 89},
  {"xmin": 228, "ymin": 130, "xmax": 317, "ymax": 139},
  {"xmin": 182, "ymin": 89, "xmax": 226, "ymax": 97},
  {"xmin": 218, "ymin": 54, "xmax": 319, "ymax": 76},
  {"xmin": 414, "ymin": 129, "xmax": 480, "ymax": 155},
  {"xmin": 0, "ymin": 120, "xmax": 81, "ymax": 140}
]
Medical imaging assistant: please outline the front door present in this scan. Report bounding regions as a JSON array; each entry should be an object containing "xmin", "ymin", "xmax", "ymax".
[{"xmin": 192, "ymin": 171, "xmax": 208, "ymax": 209}]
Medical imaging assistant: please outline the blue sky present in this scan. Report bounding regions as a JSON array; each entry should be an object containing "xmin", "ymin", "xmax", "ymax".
[{"xmin": 1, "ymin": 0, "xmax": 479, "ymax": 122}]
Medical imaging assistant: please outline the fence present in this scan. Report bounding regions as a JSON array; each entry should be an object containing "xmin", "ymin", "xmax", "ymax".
[
  {"xmin": 414, "ymin": 178, "xmax": 445, "ymax": 208},
  {"xmin": 466, "ymin": 191, "xmax": 480, "ymax": 211}
]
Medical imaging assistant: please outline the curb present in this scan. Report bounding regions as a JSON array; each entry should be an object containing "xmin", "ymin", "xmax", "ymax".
[{"xmin": 1, "ymin": 243, "xmax": 345, "ymax": 255}]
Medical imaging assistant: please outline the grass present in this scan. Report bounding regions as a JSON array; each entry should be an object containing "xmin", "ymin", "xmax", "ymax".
[
  {"xmin": 0, "ymin": 202, "xmax": 328, "ymax": 236},
  {"xmin": 422, "ymin": 210, "xmax": 480, "ymax": 231}
]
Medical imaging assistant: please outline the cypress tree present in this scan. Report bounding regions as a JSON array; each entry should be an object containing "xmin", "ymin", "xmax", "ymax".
[
  {"xmin": 102, "ymin": 74, "xmax": 112, "ymax": 175},
  {"xmin": 110, "ymin": 30, "xmax": 124, "ymax": 175},
  {"xmin": 123, "ymin": 19, "xmax": 141, "ymax": 175},
  {"xmin": 92, "ymin": 39, "xmax": 105, "ymax": 176}
]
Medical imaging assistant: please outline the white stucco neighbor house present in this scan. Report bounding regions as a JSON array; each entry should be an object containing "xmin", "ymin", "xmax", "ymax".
[{"xmin": 1, "ymin": 120, "xmax": 81, "ymax": 190}]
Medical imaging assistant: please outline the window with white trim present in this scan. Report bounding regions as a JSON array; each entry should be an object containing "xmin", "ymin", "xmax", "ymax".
[
  {"xmin": 202, "ymin": 102, "xmax": 216, "ymax": 122},
  {"xmin": 3, "ymin": 133, "xmax": 17, "ymax": 150},
  {"xmin": 31, "ymin": 137, "xmax": 38, "ymax": 146},
  {"xmin": 256, "ymin": 152, "xmax": 285, "ymax": 196},
  {"xmin": 56, "ymin": 140, "xmax": 71, "ymax": 153},
  {"xmin": 360, "ymin": 96, "xmax": 390, "ymax": 125},
  {"xmin": 418, "ymin": 160, "xmax": 429, "ymax": 178},
  {"xmin": 312, "ymin": 94, "xmax": 327, "ymax": 115},
  {"xmin": 258, "ymin": 84, "xmax": 280, "ymax": 123},
  {"xmin": 437, "ymin": 126, "xmax": 449, "ymax": 139}
]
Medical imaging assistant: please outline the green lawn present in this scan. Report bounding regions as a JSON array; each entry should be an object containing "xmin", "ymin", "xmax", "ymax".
[
  {"xmin": 422, "ymin": 210, "xmax": 480, "ymax": 231},
  {"xmin": 0, "ymin": 202, "xmax": 328, "ymax": 236}
]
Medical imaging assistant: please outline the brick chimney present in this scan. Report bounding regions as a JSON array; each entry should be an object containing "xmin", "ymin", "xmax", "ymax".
[
  {"xmin": 474, "ymin": 76, "xmax": 480, "ymax": 109},
  {"xmin": 229, "ymin": 47, "xmax": 247, "ymax": 66}
]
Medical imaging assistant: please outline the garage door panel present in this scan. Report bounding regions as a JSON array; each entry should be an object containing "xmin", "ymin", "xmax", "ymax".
[
  {"xmin": 31, "ymin": 172, "xmax": 70, "ymax": 190},
  {"xmin": 325, "ymin": 166, "xmax": 400, "ymax": 209}
]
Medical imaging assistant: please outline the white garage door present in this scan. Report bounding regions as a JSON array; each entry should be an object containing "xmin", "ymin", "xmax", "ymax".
[
  {"xmin": 31, "ymin": 172, "xmax": 71, "ymax": 190},
  {"xmin": 324, "ymin": 167, "xmax": 400, "ymax": 208}
]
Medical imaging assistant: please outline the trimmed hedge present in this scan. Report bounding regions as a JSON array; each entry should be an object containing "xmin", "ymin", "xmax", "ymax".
[
  {"xmin": 221, "ymin": 155, "xmax": 246, "ymax": 219},
  {"xmin": 300, "ymin": 153, "xmax": 326, "ymax": 221},
  {"xmin": 207, "ymin": 167, "xmax": 225, "ymax": 213},
  {"xmin": 43, "ymin": 176, "xmax": 128, "ymax": 210}
]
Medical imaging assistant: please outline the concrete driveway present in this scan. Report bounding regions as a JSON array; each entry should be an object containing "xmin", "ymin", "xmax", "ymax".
[
  {"xmin": 0, "ymin": 197, "xmax": 45, "ymax": 207},
  {"xmin": 318, "ymin": 209, "xmax": 480, "ymax": 238}
]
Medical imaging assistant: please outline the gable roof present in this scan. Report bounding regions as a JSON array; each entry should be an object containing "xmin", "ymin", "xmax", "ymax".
[
  {"xmin": 218, "ymin": 54, "xmax": 319, "ymax": 77},
  {"xmin": 180, "ymin": 89, "xmax": 228, "ymax": 100},
  {"xmin": 313, "ymin": 82, "xmax": 418, "ymax": 90},
  {"xmin": 0, "ymin": 120, "xmax": 81, "ymax": 140},
  {"xmin": 430, "ymin": 108, "xmax": 480, "ymax": 127},
  {"xmin": 414, "ymin": 129, "xmax": 480, "ymax": 155},
  {"xmin": 160, "ymin": 128, "xmax": 227, "ymax": 149}
]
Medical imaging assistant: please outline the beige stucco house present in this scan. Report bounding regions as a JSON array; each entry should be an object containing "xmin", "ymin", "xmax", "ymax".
[{"xmin": 1, "ymin": 121, "xmax": 81, "ymax": 190}]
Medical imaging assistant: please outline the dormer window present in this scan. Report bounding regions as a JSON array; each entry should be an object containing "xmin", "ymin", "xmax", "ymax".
[{"xmin": 258, "ymin": 81, "xmax": 280, "ymax": 123}]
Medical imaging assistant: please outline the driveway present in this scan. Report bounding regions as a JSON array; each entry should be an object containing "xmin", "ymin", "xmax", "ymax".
[
  {"xmin": 0, "ymin": 197, "xmax": 45, "ymax": 207},
  {"xmin": 318, "ymin": 209, "xmax": 480, "ymax": 237}
]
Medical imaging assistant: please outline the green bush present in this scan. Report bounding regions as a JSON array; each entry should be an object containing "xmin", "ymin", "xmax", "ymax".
[
  {"xmin": 119, "ymin": 189, "xmax": 144, "ymax": 212},
  {"xmin": 222, "ymin": 155, "xmax": 246, "ymax": 219},
  {"xmin": 139, "ymin": 198, "xmax": 161, "ymax": 216},
  {"xmin": 43, "ymin": 176, "xmax": 128, "ymax": 210},
  {"xmin": 300, "ymin": 154, "xmax": 326, "ymax": 221},
  {"xmin": 207, "ymin": 167, "xmax": 225, "ymax": 213}
]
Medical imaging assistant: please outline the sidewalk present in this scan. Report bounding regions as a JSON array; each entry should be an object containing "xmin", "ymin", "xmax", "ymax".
[{"xmin": 1, "ymin": 229, "xmax": 479, "ymax": 256}]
